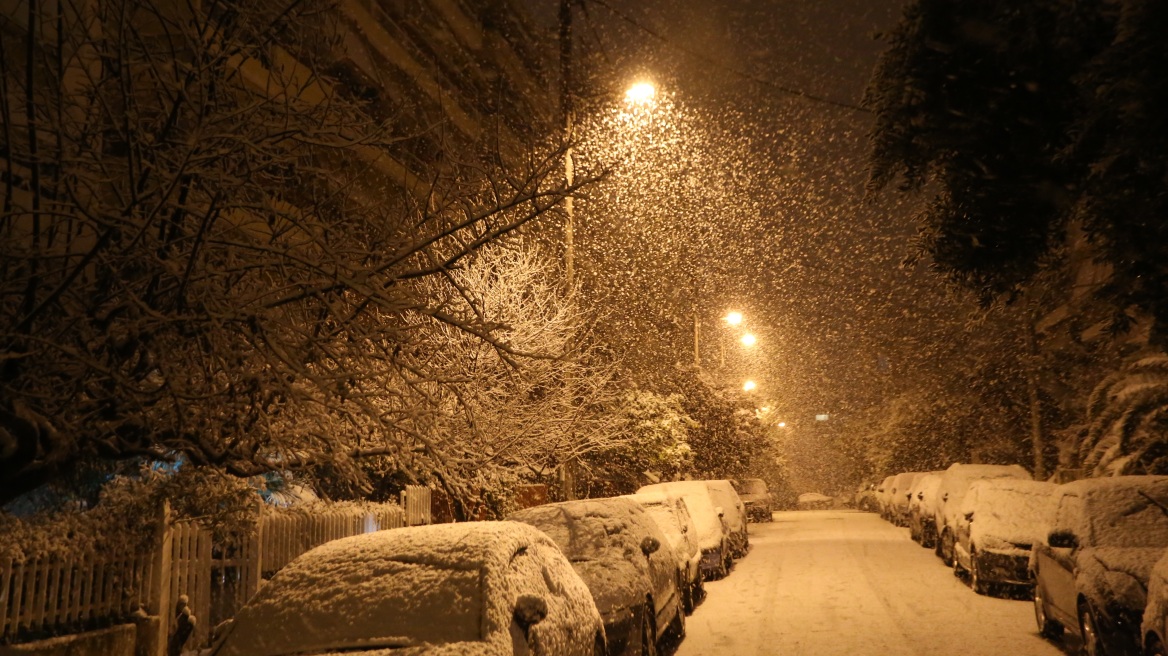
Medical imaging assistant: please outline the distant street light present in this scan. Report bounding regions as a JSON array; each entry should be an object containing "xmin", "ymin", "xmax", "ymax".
[
  {"xmin": 743, "ymin": 380, "xmax": 757, "ymax": 392},
  {"xmin": 740, "ymin": 333, "xmax": 757, "ymax": 347},
  {"xmin": 724, "ymin": 311, "xmax": 743, "ymax": 326},
  {"xmin": 625, "ymin": 82, "xmax": 657, "ymax": 105},
  {"xmin": 778, "ymin": 422, "xmax": 787, "ymax": 428}
]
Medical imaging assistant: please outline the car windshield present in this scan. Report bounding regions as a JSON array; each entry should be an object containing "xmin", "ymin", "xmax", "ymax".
[
  {"xmin": 524, "ymin": 512, "xmax": 635, "ymax": 562},
  {"xmin": 217, "ymin": 559, "xmax": 483, "ymax": 656},
  {"xmin": 740, "ymin": 480, "xmax": 768, "ymax": 495},
  {"xmin": 1088, "ymin": 489, "xmax": 1168, "ymax": 548}
]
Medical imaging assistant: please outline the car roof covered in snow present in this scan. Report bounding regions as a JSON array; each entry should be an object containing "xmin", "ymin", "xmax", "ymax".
[
  {"xmin": 963, "ymin": 479, "xmax": 1058, "ymax": 548},
  {"xmin": 636, "ymin": 481, "xmax": 724, "ymax": 549},
  {"xmin": 213, "ymin": 522, "xmax": 557, "ymax": 656},
  {"xmin": 1054, "ymin": 476, "xmax": 1168, "ymax": 548}
]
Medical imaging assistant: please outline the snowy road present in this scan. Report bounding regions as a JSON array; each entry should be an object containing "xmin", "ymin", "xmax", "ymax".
[{"xmin": 675, "ymin": 509, "xmax": 1068, "ymax": 656}]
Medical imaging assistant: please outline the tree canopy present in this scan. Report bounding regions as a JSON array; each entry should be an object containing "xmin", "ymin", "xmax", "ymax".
[{"xmin": 865, "ymin": 0, "xmax": 1168, "ymax": 341}]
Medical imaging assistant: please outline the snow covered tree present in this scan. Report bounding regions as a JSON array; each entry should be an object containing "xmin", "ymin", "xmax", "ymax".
[
  {"xmin": 0, "ymin": 0, "xmax": 589, "ymax": 504},
  {"xmin": 1080, "ymin": 351, "xmax": 1168, "ymax": 476},
  {"xmin": 864, "ymin": 0, "xmax": 1108, "ymax": 299},
  {"xmin": 581, "ymin": 388, "xmax": 695, "ymax": 494},
  {"xmin": 866, "ymin": 0, "xmax": 1168, "ymax": 343}
]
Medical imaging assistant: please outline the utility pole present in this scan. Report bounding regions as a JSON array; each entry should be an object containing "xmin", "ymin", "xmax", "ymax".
[
  {"xmin": 560, "ymin": 0, "xmax": 575, "ymax": 289},
  {"xmin": 559, "ymin": 0, "xmax": 578, "ymax": 500}
]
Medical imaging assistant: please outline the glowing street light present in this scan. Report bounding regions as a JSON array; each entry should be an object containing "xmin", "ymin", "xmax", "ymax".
[
  {"xmin": 724, "ymin": 311, "xmax": 743, "ymax": 326},
  {"xmin": 625, "ymin": 81, "xmax": 656, "ymax": 105},
  {"xmin": 740, "ymin": 333, "xmax": 757, "ymax": 347},
  {"xmin": 778, "ymin": 422, "xmax": 787, "ymax": 428},
  {"xmin": 742, "ymin": 380, "xmax": 757, "ymax": 392}
]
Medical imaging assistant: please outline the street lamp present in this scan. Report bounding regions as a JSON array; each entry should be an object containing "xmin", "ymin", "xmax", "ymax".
[
  {"xmin": 724, "ymin": 311, "xmax": 743, "ymax": 326},
  {"xmin": 740, "ymin": 333, "xmax": 757, "ymax": 347},
  {"xmin": 625, "ymin": 82, "xmax": 657, "ymax": 105},
  {"xmin": 743, "ymin": 380, "xmax": 757, "ymax": 392}
]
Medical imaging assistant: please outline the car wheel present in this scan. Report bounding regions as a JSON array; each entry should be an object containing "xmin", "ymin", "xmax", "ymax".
[
  {"xmin": 1148, "ymin": 635, "xmax": 1167, "ymax": 656},
  {"xmin": 681, "ymin": 574, "xmax": 694, "ymax": 614},
  {"xmin": 641, "ymin": 601, "xmax": 658, "ymax": 656},
  {"xmin": 1033, "ymin": 585, "xmax": 1063, "ymax": 638},
  {"xmin": 970, "ymin": 554, "xmax": 989, "ymax": 595},
  {"xmin": 668, "ymin": 601, "xmax": 686, "ymax": 641},
  {"xmin": 1079, "ymin": 600, "xmax": 1107, "ymax": 656},
  {"xmin": 593, "ymin": 632, "xmax": 606, "ymax": 656},
  {"xmin": 940, "ymin": 531, "xmax": 955, "ymax": 567}
]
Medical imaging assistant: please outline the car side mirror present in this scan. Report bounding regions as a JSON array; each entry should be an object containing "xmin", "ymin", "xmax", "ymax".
[
  {"xmin": 641, "ymin": 536, "xmax": 660, "ymax": 557},
  {"xmin": 514, "ymin": 595, "xmax": 548, "ymax": 629},
  {"xmin": 716, "ymin": 506, "xmax": 725, "ymax": 518},
  {"xmin": 942, "ymin": 492, "xmax": 949, "ymax": 502},
  {"xmin": 963, "ymin": 511, "xmax": 974, "ymax": 522},
  {"xmin": 1047, "ymin": 530, "xmax": 1079, "ymax": 549},
  {"xmin": 917, "ymin": 492, "xmax": 924, "ymax": 500}
]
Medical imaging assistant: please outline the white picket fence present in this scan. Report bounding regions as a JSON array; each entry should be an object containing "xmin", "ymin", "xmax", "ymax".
[{"xmin": 0, "ymin": 496, "xmax": 428, "ymax": 650}]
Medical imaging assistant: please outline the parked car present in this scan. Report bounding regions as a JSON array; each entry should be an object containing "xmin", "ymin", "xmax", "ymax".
[
  {"xmin": 1032, "ymin": 476, "xmax": 1168, "ymax": 656},
  {"xmin": 637, "ymin": 481, "xmax": 734, "ymax": 579},
  {"xmin": 855, "ymin": 481, "xmax": 879, "ymax": 513},
  {"xmin": 876, "ymin": 475, "xmax": 897, "ymax": 520},
  {"xmin": 951, "ymin": 478, "xmax": 1057, "ymax": 595},
  {"xmin": 796, "ymin": 492, "xmax": 834, "ymax": 510},
  {"xmin": 889, "ymin": 472, "xmax": 928, "ymax": 526},
  {"xmin": 908, "ymin": 472, "xmax": 943, "ymax": 548},
  {"xmin": 734, "ymin": 478, "xmax": 774, "ymax": 522},
  {"xmin": 625, "ymin": 492, "xmax": 704, "ymax": 613},
  {"xmin": 703, "ymin": 480, "xmax": 749, "ymax": 557},
  {"xmin": 508, "ymin": 498, "xmax": 684, "ymax": 656},
  {"xmin": 210, "ymin": 521, "xmax": 606, "ymax": 656},
  {"xmin": 1142, "ymin": 550, "xmax": 1168, "ymax": 656},
  {"xmin": 933, "ymin": 463, "xmax": 1031, "ymax": 565}
]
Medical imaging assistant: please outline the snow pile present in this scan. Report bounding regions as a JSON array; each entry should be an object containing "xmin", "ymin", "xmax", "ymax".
[
  {"xmin": 214, "ymin": 521, "xmax": 602, "ymax": 656},
  {"xmin": 962, "ymin": 479, "xmax": 1057, "ymax": 553},
  {"xmin": 637, "ymin": 481, "xmax": 724, "ymax": 550}
]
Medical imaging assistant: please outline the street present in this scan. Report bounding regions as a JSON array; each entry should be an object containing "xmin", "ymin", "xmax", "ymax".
[{"xmin": 676, "ymin": 510, "xmax": 1067, "ymax": 656}]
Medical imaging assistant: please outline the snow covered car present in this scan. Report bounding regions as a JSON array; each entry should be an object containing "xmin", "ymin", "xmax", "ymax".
[
  {"xmin": 1032, "ymin": 476, "xmax": 1168, "ymax": 656},
  {"xmin": 796, "ymin": 492, "xmax": 834, "ymax": 510},
  {"xmin": 733, "ymin": 478, "xmax": 774, "ymax": 522},
  {"xmin": 1142, "ymin": 549, "xmax": 1168, "ymax": 656},
  {"xmin": 637, "ymin": 480, "xmax": 737, "ymax": 575},
  {"xmin": 507, "ymin": 498, "xmax": 685, "ymax": 656},
  {"xmin": 875, "ymin": 475, "xmax": 897, "ymax": 520},
  {"xmin": 933, "ymin": 463, "xmax": 1031, "ymax": 566},
  {"xmin": 907, "ymin": 472, "xmax": 943, "ymax": 547},
  {"xmin": 888, "ymin": 471, "xmax": 928, "ymax": 527},
  {"xmin": 854, "ymin": 481, "xmax": 879, "ymax": 513},
  {"xmin": 210, "ymin": 521, "xmax": 606, "ymax": 656},
  {"xmin": 952, "ymin": 478, "xmax": 1057, "ymax": 595},
  {"xmin": 703, "ymin": 480, "xmax": 749, "ymax": 557},
  {"xmin": 624, "ymin": 492, "xmax": 705, "ymax": 612}
]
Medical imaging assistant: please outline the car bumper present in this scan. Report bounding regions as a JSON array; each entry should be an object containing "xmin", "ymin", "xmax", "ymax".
[
  {"xmin": 744, "ymin": 503, "xmax": 772, "ymax": 522},
  {"xmin": 974, "ymin": 550, "xmax": 1031, "ymax": 586},
  {"xmin": 700, "ymin": 548, "xmax": 724, "ymax": 576}
]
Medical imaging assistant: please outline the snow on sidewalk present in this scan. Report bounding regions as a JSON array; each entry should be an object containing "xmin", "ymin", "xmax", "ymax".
[{"xmin": 675, "ymin": 509, "xmax": 1065, "ymax": 656}]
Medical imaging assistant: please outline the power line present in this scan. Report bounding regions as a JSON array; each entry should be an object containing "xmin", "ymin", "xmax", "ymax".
[{"xmin": 583, "ymin": 0, "xmax": 871, "ymax": 114}]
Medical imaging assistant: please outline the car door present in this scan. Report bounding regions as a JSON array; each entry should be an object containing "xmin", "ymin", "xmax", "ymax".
[
  {"xmin": 507, "ymin": 544, "xmax": 562, "ymax": 656},
  {"xmin": 532, "ymin": 542, "xmax": 596, "ymax": 656},
  {"xmin": 640, "ymin": 520, "xmax": 679, "ymax": 626},
  {"xmin": 1041, "ymin": 494, "xmax": 1083, "ymax": 627}
]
